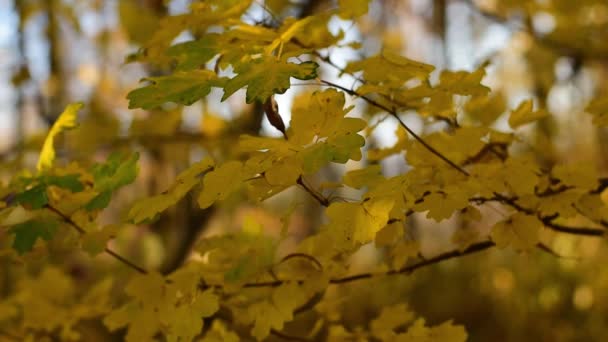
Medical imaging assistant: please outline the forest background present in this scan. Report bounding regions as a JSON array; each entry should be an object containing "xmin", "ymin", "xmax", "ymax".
[{"xmin": 1, "ymin": 0, "xmax": 608, "ymax": 341}]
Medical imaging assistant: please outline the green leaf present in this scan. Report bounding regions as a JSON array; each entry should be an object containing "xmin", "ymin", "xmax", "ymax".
[
  {"xmin": 43, "ymin": 174, "xmax": 84, "ymax": 192},
  {"xmin": 15, "ymin": 185, "xmax": 48, "ymax": 209},
  {"xmin": 222, "ymin": 58, "xmax": 318, "ymax": 103},
  {"xmin": 37, "ymin": 103, "xmax": 84, "ymax": 172},
  {"xmin": 85, "ymin": 191, "xmax": 114, "ymax": 211},
  {"xmin": 85, "ymin": 152, "xmax": 139, "ymax": 211},
  {"xmin": 300, "ymin": 135, "xmax": 365, "ymax": 174},
  {"xmin": 127, "ymin": 70, "xmax": 223, "ymax": 109},
  {"xmin": 166, "ymin": 34, "xmax": 222, "ymax": 70},
  {"xmin": 9, "ymin": 219, "xmax": 59, "ymax": 254}
]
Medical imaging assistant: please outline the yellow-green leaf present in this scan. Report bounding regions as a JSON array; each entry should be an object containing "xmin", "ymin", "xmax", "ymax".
[
  {"xmin": 345, "ymin": 51, "xmax": 434, "ymax": 87},
  {"xmin": 129, "ymin": 158, "xmax": 214, "ymax": 223},
  {"xmin": 37, "ymin": 103, "xmax": 84, "ymax": 172},
  {"xmin": 127, "ymin": 70, "xmax": 223, "ymax": 109},
  {"xmin": 222, "ymin": 57, "xmax": 318, "ymax": 103}
]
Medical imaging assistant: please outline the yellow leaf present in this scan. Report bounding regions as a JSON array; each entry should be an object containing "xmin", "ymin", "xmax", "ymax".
[
  {"xmin": 371, "ymin": 303, "xmax": 415, "ymax": 340},
  {"xmin": 491, "ymin": 213, "xmax": 541, "ymax": 250},
  {"xmin": 375, "ymin": 221, "xmax": 403, "ymax": 246},
  {"xmin": 37, "ymin": 103, "xmax": 84, "ymax": 172},
  {"xmin": 397, "ymin": 318, "xmax": 467, "ymax": 342},
  {"xmin": 326, "ymin": 198, "xmax": 395, "ymax": 246},
  {"xmin": 343, "ymin": 164, "xmax": 384, "ymax": 189},
  {"xmin": 265, "ymin": 157, "xmax": 301, "ymax": 186},
  {"xmin": 248, "ymin": 282, "xmax": 307, "ymax": 340},
  {"xmin": 198, "ymin": 161, "xmax": 245, "ymax": 209},
  {"xmin": 437, "ymin": 67, "xmax": 491, "ymax": 96},
  {"xmin": 129, "ymin": 158, "xmax": 214, "ymax": 223},
  {"xmin": 412, "ymin": 190, "xmax": 469, "ymax": 221},
  {"xmin": 538, "ymin": 189, "xmax": 583, "ymax": 218},
  {"xmin": 586, "ymin": 95, "xmax": 608, "ymax": 126},
  {"xmin": 288, "ymin": 89, "xmax": 358, "ymax": 145},
  {"xmin": 552, "ymin": 162, "xmax": 598, "ymax": 190},
  {"xmin": 391, "ymin": 240, "xmax": 420, "ymax": 269},
  {"xmin": 243, "ymin": 215, "xmax": 263, "ymax": 235},
  {"xmin": 200, "ymin": 113, "xmax": 227, "ymax": 137},
  {"xmin": 508, "ymin": 99, "xmax": 548, "ymax": 128},
  {"xmin": 338, "ymin": 0, "xmax": 370, "ymax": 18},
  {"xmin": 465, "ymin": 94, "xmax": 506, "ymax": 125},
  {"xmin": 265, "ymin": 17, "xmax": 313, "ymax": 55},
  {"xmin": 345, "ymin": 51, "xmax": 434, "ymax": 87}
]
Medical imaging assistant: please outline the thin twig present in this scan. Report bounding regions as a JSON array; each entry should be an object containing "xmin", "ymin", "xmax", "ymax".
[
  {"xmin": 471, "ymin": 195, "xmax": 605, "ymax": 237},
  {"xmin": 296, "ymin": 176, "xmax": 329, "ymax": 207},
  {"xmin": 319, "ymin": 79, "xmax": 470, "ymax": 176},
  {"xmin": 330, "ymin": 240, "xmax": 495, "ymax": 284},
  {"xmin": 271, "ymin": 329, "xmax": 311, "ymax": 342},
  {"xmin": 536, "ymin": 243, "xmax": 581, "ymax": 260},
  {"xmin": 45, "ymin": 204, "xmax": 149, "ymax": 274},
  {"xmin": 243, "ymin": 240, "xmax": 495, "ymax": 288}
]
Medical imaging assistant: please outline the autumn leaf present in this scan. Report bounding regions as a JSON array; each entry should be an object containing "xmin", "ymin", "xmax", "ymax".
[
  {"xmin": 338, "ymin": 0, "xmax": 371, "ymax": 18},
  {"xmin": 491, "ymin": 213, "xmax": 541, "ymax": 250},
  {"xmin": 127, "ymin": 70, "xmax": 224, "ymax": 109},
  {"xmin": 85, "ymin": 152, "xmax": 140, "ymax": 210},
  {"xmin": 9, "ymin": 219, "xmax": 59, "ymax": 254},
  {"xmin": 37, "ymin": 103, "xmax": 84, "ymax": 172},
  {"xmin": 129, "ymin": 158, "xmax": 214, "ymax": 223},
  {"xmin": 508, "ymin": 99, "xmax": 548, "ymax": 128},
  {"xmin": 222, "ymin": 57, "xmax": 318, "ymax": 103}
]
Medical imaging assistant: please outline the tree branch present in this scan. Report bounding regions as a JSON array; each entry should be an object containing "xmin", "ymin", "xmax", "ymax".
[
  {"xmin": 318, "ymin": 79, "xmax": 470, "ymax": 176},
  {"xmin": 45, "ymin": 204, "xmax": 149, "ymax": 275},
  {"xmin": 243, "ymin": 240, "xmax": 495, "ymax": 288},
  {"xmin": 297, "ymin": 176, "xmax": 330, "ymax": 207}
]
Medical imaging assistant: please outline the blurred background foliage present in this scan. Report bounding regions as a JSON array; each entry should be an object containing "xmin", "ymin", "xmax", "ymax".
[{"xmin": 1, "ymin": 0, "xmax": 608, "ymax": 340}]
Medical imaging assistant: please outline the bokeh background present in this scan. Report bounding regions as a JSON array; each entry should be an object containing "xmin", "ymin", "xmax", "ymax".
[{"xmin": 1, "ymin": 0, "xmax": 608, "ymax": 340}]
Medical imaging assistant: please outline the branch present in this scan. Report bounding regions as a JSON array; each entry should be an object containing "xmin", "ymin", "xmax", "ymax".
[
  {"xmin": 472, "ymin": 195, "xmax": 606, "ymax": 237},
  {"xmin": 243, "ymin": 240, "xmax": 495, "ymax": 288},
  {"xmin": 297, "ymin": 176, "xmax": 330, "ymax": 207},
  {"xmin": 330, "ymin": 240, "xmax": 495, "ymax": 284},
  {"xmin": 45, "ymin": 204, "xmax": 149, "ymax": 275},
  {"xmin": 318, "ymin": 79, "xmax": 470, "ymax": 176},
  {"xmin": 271, "ymin": 329, "xmax": 311, "ymax": 342}
]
